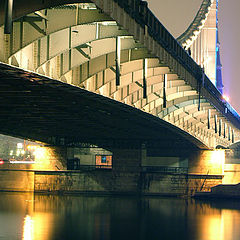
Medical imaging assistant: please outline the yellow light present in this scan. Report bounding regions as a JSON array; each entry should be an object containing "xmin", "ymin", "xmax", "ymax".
[
  {"xmin": 22, "ymin": 215, "xmax": 34, "ymax": 240},
  {"xmin": 223, "ymin": 95, "xmax": 230, "ymax": 102},
  {"xmin": 201, "ymin": 214, "xmax": 224, "ymax": 240},
  {"xmin": 33, "ymin": 147, "xmax": 47, "ymax": 160},
  {"xmin": 206, "ymin": 150, "xmax": 225, "ymax": 175},
  {"xmin": 17, "ymin": 143, "xmax": 23, "ymax": 149},
  {"xmin": 27, "ymin": 145, "xmax": 38, "ymax": 150},
  {"xmin": 32, "ymin": 212, "xmax": 53, "ymax": 240},
  {"xmin": 210, "ymin": 150, "xmax": 225, "ymax": 164}
]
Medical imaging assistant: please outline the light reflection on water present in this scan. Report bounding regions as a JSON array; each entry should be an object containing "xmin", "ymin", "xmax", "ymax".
[
  {"xmin": 0, "ymin": 193, "xmax": 240, "ymax": 240},
  {"xmin": 22, "ymin": 215, "xmax": 34, "ymax": 240}
]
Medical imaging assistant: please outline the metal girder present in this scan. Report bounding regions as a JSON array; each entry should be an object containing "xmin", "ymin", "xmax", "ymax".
[
  {"xmin": 75, "ymin": 46, "xmax": 91, "ymax": 60},
  {"xmin": 15, "ymin": 16, "xmax": 43, "ymax": 22},
  {"xmin": 142, "ymin": 58, "xmax": 147, "ymax": 99},
  {"xmin": 109, "ymin": 66, "xmax": 117, "ymax": 74},
  {"xmin": 34, "ymin": 11, "xmax": 48, "ymax": 20},
  {"xmin": 2, "ymin": 7, "xmax": 114, "ymax": 57},
  {"xmin": 163, "ymin": 74, "xmax": 167, "ymax": 108},
  {"xmin": 115, "ymin": 36, "xmax": 121, "ymax": 86},
  {"xmin": 66, "ymin": 56, "xmax": 202, "ymax": 125},
  {"xmin": 36, "ymin": 36, "xmax": 138, "ymax": 77},
  {"xmin": 14, "ymin": 14, "xmax": 47, "ymax": 35},
  {"xmin": 4, "ymin": 0, "xmax": 13, "ymax": 34},
  {"xmin": 8, "ymin": 20, "xmax": 195, "ymax": 112},
  {"xmin": 75, "ymin": 58, "xmax": 167, "ymax": 91},
  {"xmin": 27, "ymin": 20, "xmax": 46, "ymax": 35},
  {"xmin": 177, "ymin": 0, "xmax": 212, "ymax": 46},
  {"xmin": 155, "ymin": 97, "xmax": 230, "ymax": 145},
  {"xmin": 219, "ymin": 119, "xmax": 222, "ymax": 137},
  {"xmin": 0, "ymin": 63, "xmax": 209, "ymax": 149},
  {"xmin": 179, "ymin": 107, "xmax": 227, "ymax": 133},
  {"xmin": 2, "ymin": 1, "xmax": 239, "ymax": 149},
  {"xmin": 162, "ymin": 101, "xmax": 208, "ymax": 124},
  {"xmin": 92, "ymin": 68, "xmax": 191, "ymax": 106}
]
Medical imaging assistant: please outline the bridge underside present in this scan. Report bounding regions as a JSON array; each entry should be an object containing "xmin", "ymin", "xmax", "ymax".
[
  {"xmin": 0, "ymin": 63, "xmax": 204, "ymax": 151},
  {"xmin": 0, "ymin": 1, "xmax": 239, "ymax": 151}
]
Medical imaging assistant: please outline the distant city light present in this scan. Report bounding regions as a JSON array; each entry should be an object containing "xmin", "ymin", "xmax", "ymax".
[
  {"xmin": 10, "ymin": 160, "xmax": 35, "ymax": 164},
  {"xmin": 17, "ymin": 143, "xmax": 23, "ymax": 149},
  {"xmin": 16, "ymin": 150, "xmax": 21, "ymax": 156},
  {"xmin": 27, "ymin": 145, "xmax": 38, "ymax": 150},
  {"xmin": 223, "ymin": 95, "xmax": 230, "ymax": 102}
]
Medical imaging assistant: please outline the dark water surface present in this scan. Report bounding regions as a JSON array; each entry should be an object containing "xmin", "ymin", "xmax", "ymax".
[{"xmin": 0, "ymin": 192, "xmax": 240, "ymax": 240}]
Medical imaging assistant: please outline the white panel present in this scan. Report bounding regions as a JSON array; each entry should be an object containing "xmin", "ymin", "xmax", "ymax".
[
  {"xmin": 71, "ymin": 24, "xmax": 96, "ymax": 48},
  {"xmin": 47, "ymin": 9, "xmax": 76, "ymax": 34},
  {"xmin": 99, "ymin": 25, "xmax": 121, "ymax": 39},
  {"xmin": 129, "ymin": 82, "xmax": 139, "ymax": 94},
  {"xmin": 133, "ymin": 69, "xmax": 143, "ymax": 82},
  {"xmin": 147, "ymin": 75, "xmax": 162, "ymax": 86},
  {"xmin": 147, "ymin": 58, "xmax": 159, "ymax": 68},
  {"xmin": 153, "ymin": 83, "xmax": 162, "ymax": 92},
  {"xmin": 120, "ymin": 59, "xmax": 142, "ymax": 75},
  {"xmin": 147, "ymin": 68, "xmax": 153, "ymax": 77},
  {"xmin": 71, "ymin": 48, "xmax": 87, "ymax": 69},
  {"xmin": 65, "ymin": 70, "xmax": 72, "ymax": 84},
  {"xmin": 90, "ymin": 38, "xmax": 115, "ymax": 59},
  {"xmin": 23, "ymin": 21, "xmax": 42, "ymax": 48},
  {"xmin": 121, "ymin": 38, "xmax": 136, "ymax": 51},
  {"xmin": 40, "ymin": 37, "xmax": 47, "ymax": 65},
  {"xmin": 62, "ymin": 51, "xmax": 69, "ymax": 74},
  {"xmin": 21, "ymin": 44, "xmax": 33, "ymax": 70},
  {"xmin": 0, "ymin": 27, "xmax": 5, "ymax": 61},
  {"xmin": 12, "ymin": 22, "xmax": 21, "ymax": 53},
  {"xmin": 50, "ymin": 28, "xmax": 69, "ymax": 59},
  {"xmin": 89, "ymin": 55, "xmax": 106, "ymax": 76},
  {"xmin": 120, "ymin": 73, "xmax": 132, "ymax": 87},
  {"xmin": 105, "ymin": 68, "xmax": 115, "ymax": 83},
  {"xmin": 147, "ymin": 94, "xmax": 158, "ymax": 103},
  {"xmin": 153, "ymin": 66, "xmax": 169, "ymax": 75}
]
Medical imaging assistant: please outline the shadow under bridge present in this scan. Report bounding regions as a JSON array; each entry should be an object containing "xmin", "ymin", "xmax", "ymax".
[{"xmin": 0, "ymin": 63, "xmax": 206, "ymax": 151}]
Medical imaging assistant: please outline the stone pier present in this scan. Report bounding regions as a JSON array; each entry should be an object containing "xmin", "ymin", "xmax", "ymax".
[{"xmin": 0, "ymin": 146, "xmax": 229, "ymax": 196}]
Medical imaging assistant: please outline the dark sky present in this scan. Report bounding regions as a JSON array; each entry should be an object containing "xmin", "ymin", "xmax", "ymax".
[{"xmin": 147, "ymin": 0, "xmax": 240, "ymax": 114}]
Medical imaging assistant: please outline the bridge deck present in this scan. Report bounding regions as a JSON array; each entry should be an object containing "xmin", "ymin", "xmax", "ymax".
[{"xmin": 0, "ymin": 63, "xmax": 204, "ymax": 150}]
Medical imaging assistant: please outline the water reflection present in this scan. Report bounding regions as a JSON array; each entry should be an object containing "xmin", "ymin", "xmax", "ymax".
[
  {"xmin": 194, "ymin": 202, "xmax": 240, "ymax": 240},
  {"xmin": 22, "ymin": 215, "xmax": 34, "ymax": 240},
  {"xmin": 0, "ymin": 193, "xmax": 240, "ymax": 240}
]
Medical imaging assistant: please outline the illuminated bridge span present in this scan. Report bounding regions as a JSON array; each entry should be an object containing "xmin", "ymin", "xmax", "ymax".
[
  {"xmin": 0, "ymin": 0, "xmax": 239, "ymax": 150},
  {"xmin": 177, "ymin": 0, "xmax": 223, "ymax": 93}
]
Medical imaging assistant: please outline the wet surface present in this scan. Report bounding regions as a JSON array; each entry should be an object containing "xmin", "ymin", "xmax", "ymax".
[{"xmin": 0, "ymin": 192, "xmax": 240, "ymax": 240}]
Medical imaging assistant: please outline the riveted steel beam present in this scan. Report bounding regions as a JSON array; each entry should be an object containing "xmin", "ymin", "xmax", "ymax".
[
  {"xmin": 143, "ymin": 58, "xmax": 147, "ymax": 99},
  {"xmin": 115, "ymin": 36, "xmax": 121, "ymax": 86},
  {"xmin": 4, "ymin": 0, "xmax": 13, "ymax": 34},
  {"xmin": 163, "ymin": 74, "xmax": 167, "ymax": 108}
]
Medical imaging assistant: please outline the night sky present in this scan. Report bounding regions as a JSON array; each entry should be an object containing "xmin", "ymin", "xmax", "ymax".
[{"xmin": 147, "ymin": 0, "xmax": 240, "ymax": 114}]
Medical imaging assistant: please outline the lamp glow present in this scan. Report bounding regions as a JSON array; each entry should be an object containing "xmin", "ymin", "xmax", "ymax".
[{"xmin": 223, "ymin": 95, "xmax": 230, "ymax": 102}]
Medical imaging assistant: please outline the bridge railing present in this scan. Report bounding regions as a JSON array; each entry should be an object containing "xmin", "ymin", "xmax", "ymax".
[
  {"xmin": 113, "ymin": 0, "xmax": 200, "ymax": 77},
  {"xmin": 67, "ymin": 164, "xmax": 112, "ymax": 171},
  {"xmin": 141, "ymin": 166, "xmax": 188, "ymax": 174},
  {"xmin": 68, "ymin": 164, "xmax": 188, "ymax": 173},
  {"xmin": 112, "ymin": 0, "xmax": 240, "ymax": 127}
]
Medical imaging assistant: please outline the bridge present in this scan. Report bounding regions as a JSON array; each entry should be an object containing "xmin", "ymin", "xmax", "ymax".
[{"xmin": 0, "ymin": 0, "xmax": 239, "ymax": 194}]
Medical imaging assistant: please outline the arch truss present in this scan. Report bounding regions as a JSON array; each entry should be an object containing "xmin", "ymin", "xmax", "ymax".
[{"xmin": 0, "ymin": 2, "xmax": 239, "ymax": 149}]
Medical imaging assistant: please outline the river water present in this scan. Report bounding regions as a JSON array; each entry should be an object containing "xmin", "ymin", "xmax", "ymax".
[{"xmin": 0, "ymin": 192, "xmax": 240, "ymax": 240}]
